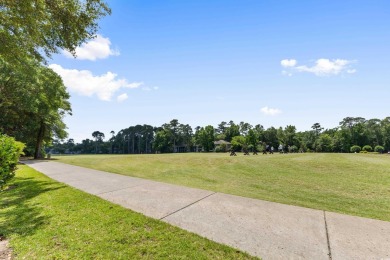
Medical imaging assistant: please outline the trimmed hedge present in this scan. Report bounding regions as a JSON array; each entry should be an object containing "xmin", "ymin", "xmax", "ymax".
[
  {"xmin": 362, "ymin": 145, "xmax": 373, "ymax": 152},
  {"xmin": 350, "ymin": 145, "xmax": 361, "ymax": 153},
  {"xmin": 0, "ymin": 134, "xmax": 25, "ymax": 189},
  {"xmin": 374, "ymin": 145, "xmax": 385, "ymax": 153}
]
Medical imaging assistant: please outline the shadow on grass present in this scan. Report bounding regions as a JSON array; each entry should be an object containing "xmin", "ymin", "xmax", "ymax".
[{"xmin": 0, "ymin": 176, "xmax": 65, "ymax": 239}]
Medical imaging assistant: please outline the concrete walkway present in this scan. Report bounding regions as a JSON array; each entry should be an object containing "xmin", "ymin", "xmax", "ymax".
[{"xmin": 24, "ymin": 160, "xmax": 390, "ymax": 260}]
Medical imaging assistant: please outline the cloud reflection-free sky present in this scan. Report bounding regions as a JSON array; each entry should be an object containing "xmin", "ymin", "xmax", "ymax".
[{"xmin": 49, "ymin": 0, "xmax": 390, "ymax": 142}]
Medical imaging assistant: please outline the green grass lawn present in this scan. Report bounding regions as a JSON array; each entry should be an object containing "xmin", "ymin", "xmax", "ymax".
[
  {"xmin": 0, "ymin": 165, "xmax": 256, "ymax": 259},
  {"xmin": 55, "ymin": 153, "xmax": 390, "ymax": 222}
]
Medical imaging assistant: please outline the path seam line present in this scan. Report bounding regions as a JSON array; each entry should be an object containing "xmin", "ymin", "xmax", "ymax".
[
  {"xmin": 323, "ymin": 211, "xmax": 332, "ymax": 260},
  {"xmin": 159, "ymin": 192, "xmax": 217, "ymax": 220}
]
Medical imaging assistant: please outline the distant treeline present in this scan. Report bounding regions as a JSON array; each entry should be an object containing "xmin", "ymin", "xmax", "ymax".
[{"xmin": 49, "ymin": 117, "xmax": 390, "ymax": 154}]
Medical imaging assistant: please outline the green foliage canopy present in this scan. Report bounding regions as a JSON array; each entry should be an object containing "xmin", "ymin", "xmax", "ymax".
[
  {"xmin": 195, "ymin": 125, "xmax": 215, "ymax": 152},
  {"xmin": 0, "ymin": 0, "xmax": 111, "ymax": 65}
]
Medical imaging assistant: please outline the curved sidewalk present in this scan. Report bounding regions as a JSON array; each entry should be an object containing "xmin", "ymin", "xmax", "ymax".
[{"xmin": 24, "ymin": 160, "xmax": 390, "ymax": 259}]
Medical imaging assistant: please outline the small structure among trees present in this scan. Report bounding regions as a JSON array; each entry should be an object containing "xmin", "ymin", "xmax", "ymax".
[{"xmin": 214, "ymin": 140, "xmax": 231, "ymax": 152}]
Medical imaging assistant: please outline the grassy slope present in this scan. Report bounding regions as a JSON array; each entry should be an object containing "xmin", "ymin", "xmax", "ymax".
[
  {"xmin": 56, "ymin": 153, "xmax": 390, "ymax": 222},
  {"xmin": 0, "ymin": 165, "xmax": 256, "ymax": 259}
]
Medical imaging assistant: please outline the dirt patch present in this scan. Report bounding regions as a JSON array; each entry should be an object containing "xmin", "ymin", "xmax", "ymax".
[{"xmin": 0, "ymin": 238, "xmax": 12, "ymax": 260}]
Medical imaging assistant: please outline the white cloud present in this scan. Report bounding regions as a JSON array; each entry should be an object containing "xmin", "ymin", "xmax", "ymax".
[
  {"xmin": 281, "ymin": 59, "xmax": 297, "ymax": 67},
  {"xmin": 295, "ymin": 59, "xmax": 354, "ymax": 76},
  {"xmin": 117, "ymin": 93, "xmax": 128, "ymax": 102},
  {"xmin": 260, "ymin": 106, "xmax": 282, "ymax": 116},
  {"xmin": 281, "ymin": 58, "xmax": 356, "ymax": 76},
  {"xmin": 49, "ymin": 64, "xmax": 143, "ymax": 101},
  {"xmin": 63, "ymin": 34, "xmax": 119, "ymax": 61}
]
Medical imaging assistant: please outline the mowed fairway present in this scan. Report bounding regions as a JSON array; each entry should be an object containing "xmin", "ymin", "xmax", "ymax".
[{"xmin": 56, "ymin": 153, "xmax": 390, "ymax": 222}]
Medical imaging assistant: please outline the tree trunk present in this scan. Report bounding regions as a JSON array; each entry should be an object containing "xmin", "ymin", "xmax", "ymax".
[
  {"xmin": 132, "ymin": 134, "xmax": 134, "ymax": 154},
  {"xmin": 34, "ymin": 121, "xmax": 45, "ymax": 159},
  {"xmin": 127, "ymin": 135, "xmax": 130, "ymax": 154}
]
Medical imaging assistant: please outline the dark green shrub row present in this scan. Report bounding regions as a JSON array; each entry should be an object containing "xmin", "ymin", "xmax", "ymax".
[{"xmin": 0, "ymin": 134, "xmax": 25, "ymax": 189}]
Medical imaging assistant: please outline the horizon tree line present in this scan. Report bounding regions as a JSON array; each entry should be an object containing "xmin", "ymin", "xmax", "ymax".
[{"xmin": 49, "ymin": 116, "xmax": 390, "ymax": 154}]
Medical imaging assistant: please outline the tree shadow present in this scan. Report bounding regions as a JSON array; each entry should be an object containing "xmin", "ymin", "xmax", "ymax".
[
  {"xmin": 0, "ymin": 176, "xmax": 65, "ymax": 239},
  {"xmin": 19, "ymin": 158, "xmax": 59, "ymax": 165}
]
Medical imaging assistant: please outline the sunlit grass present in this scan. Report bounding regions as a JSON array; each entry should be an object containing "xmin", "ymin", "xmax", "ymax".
[
  {"xmin": 0, "ymin": 165, "xmax": 256, "ymax": 259},
  {"xmin": 56, "ymin": 153, "xmax": 390, "ymax": 221}
]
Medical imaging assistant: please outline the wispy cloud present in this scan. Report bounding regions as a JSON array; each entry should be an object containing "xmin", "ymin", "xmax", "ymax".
[
  {"xmin": 63, "ymin": 34, "xmax": 119, "ymax": 61},
  {"xmin": 117, "ymin": 93, "xmax": 128, "ymax": 102},
  {"xmin": 281, "ymin": 58, "xmax": 356, "ymax": 76},
  {"xmin": 49, "ymin": 64, "xmax": 143, "ymax": 101},
  {"xmin": 260, "ymin": 106, "xmax": 282, "ymax": 116},
  {"xmin": 142, "ymin": 86, "xmax": 160, "ymax": 92}
]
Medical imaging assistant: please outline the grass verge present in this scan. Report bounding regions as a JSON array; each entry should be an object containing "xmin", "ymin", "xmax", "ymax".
[
  {"xmin": 56, "ymin": 153, "xmax": 390, "ymax": 222},
  {"xmin": 0, "ymin": 165, "xmax": 256, "ymax": 259}
]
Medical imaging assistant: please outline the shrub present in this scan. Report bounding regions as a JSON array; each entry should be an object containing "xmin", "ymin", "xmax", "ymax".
[
  {"xmin": 374, "ymin": 145, "xmax": 385, "ymax": 153},
  {"xmin": 362, "ymin": 145, "xmax": 373, "ymax": 152},
  {"xmin": 350, "ymin": 145, "xmax": 361, "ymax": 153},
  {"xmin": 289, "ymin": 145, "xmax": 298, "ymax": 153},
  {"xmin": 231, "ymin": 136, "xmax": 246, "ymax": 151},
  {"xmin": 219, "ymin": 143, "xmax": 227, "ymax": 152},
  {"xmin": 0, "ymin": 134, "xmax": 25, "ymax": 189}
]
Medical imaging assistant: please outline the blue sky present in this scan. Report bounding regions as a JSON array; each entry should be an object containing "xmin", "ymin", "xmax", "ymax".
[{"xmin": 49, "ymin": 0, "xmax": 390, "ymax": 142}]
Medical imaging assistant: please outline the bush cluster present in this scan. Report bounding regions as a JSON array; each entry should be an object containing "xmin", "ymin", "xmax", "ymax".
[
  {"xmin": 289, "ymin": 145, "xmax": 298, "ymax": 153},
  {"xmin": 362, "ymin": 145, "xmax": 373, "ymax": 152},
  {"xmin": 0, "ymin": 134, "xmax": 25, "ymax": 189},
  {"xmin": 350, "ymin": 145, "xmax": 361, "ymax": 153},
  {"xmin": 374, "ymin": 145, "xmax": 385, "ymax": 153},
  {"xmin": 350, "ymin": 145, "xmax": 386, "ymax": 154}
]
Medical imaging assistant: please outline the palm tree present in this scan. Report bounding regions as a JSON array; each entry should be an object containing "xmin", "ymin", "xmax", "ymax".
[
  {"xmin": 92, "ymin": 131, "xmax": 105, "ymax": 154},
  {"xmin": 110, "ymin": 130, "xmax": 115, "ymax": 154}
]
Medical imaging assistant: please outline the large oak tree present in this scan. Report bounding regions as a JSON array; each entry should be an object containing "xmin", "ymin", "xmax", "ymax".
[{"xmin": 0, "ymin": 58, "xmax": 71, "ymax": 158}]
